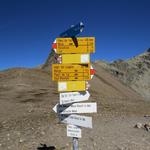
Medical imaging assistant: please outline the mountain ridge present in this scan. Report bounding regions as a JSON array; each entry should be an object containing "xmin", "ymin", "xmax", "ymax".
[{"xmin": 95, "ymin": 48, "xmax": 150, "ymax": 100}]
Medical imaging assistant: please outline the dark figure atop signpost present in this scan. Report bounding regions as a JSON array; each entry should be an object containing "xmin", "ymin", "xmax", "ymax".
[
  {"xmin": 60, "ymin": 22, "xmax": 84, "ymax": 38},
  {"xmin": 59, "ymin": 22, "xmax": 84, "ymax": 47}
]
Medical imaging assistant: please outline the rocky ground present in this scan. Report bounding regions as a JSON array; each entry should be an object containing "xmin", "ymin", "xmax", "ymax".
[{"xmin": 0, "ymin": 64, "xmax": 150, "ymax": 150}]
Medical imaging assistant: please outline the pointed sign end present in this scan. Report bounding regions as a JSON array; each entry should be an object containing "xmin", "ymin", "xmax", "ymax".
[{"xmin": 53, "ymin": 104, "xmax": 58, "ymax": 113}]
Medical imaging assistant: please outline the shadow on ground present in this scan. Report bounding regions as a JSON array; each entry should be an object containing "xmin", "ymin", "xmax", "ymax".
[{"xmin": 37, "ymin": 144, "xmax": 56, "ymax": 150}]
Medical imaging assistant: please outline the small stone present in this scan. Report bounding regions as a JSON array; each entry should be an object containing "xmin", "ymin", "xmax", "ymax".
[
  {"xmin": 101, "ymin": 137, "xmax": 105, "ymax": 140},
  {"xmin": 28, "ymin": 109, "xmax": 33, "ymax": 113},
  {"xmin": 134, "ymin": 123, "xmax": 142, "ymax": 129},
  {"xmin": 41, "ymin": 131, "xmax": 45, "ymax": 135},
  {"xmin": 17, "ymin": 132, "xmax": 21, "ymax": 136},
  {"xmin": 117, "ymin": 147, "xmax": 124, "ymax": 150},
  {"xmin": 19, "ymin": 138, "xmax": 24, "ymax": 143},
  {"xmin": 32, "ymin": 141, "xmax": 36, "ymax": 144},
  {"xmin": 93, "ymin": 142, "xmax": 97, "ymax": 147},
  {"xmin": 0, "ymin": 143, "xmax": 2, "ymax": 146},
  {"xmin": 2, "ymin": 121, "xmax": 6, "ymax": 124}
]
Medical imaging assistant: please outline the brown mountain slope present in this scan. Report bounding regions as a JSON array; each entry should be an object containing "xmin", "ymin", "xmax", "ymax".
[
  {"xmin": 41, "ymin": 49, "xmax": 57, "ymax": 71},
  {"xmin": 95, "ymin": 48, "xmax": 150, "ymax": 100},
  {"xmin": 0, "ymin": 63, "xmax": 150, "ymax": 149},
  {"xmin": 91, "ymin": 63, "xmax": 141, "ymax": 100}
]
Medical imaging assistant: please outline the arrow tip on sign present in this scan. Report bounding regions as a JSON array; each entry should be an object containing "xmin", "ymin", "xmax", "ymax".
[
  {"xmin": 52, "ymin": 40, "xmax": 57, "ymax": 52},
  {"xmin": 90, "ymin": 69, "xmax": 95, "ymax": 75},
  {"xmin": 53, "ymin": 104, "xmax": 58, "ymax": 113},
  {"xmin": 52, "ymin": 43, "xmax": 57, "ymax": 49},
  {"xmin": 90, "ymin": 65, "xmax": 95, "ymax": 75},
  {"xmin": 86, "ymin": 82, "xmax": 90, "ymax": 90},
  {"xmin": 57, "ymin": 55, "xmax": 62, "ymax": 64},
  {"xmin": 90, "ymin": 65, "xmax": 95, "ymax": 79},
  {"xmin": 86, "ymin": 91, "xmax": 90, "ymax": 99},
  {"xmin": 80, "ymin": 22, "xmax": 84, "ymax": 32}
]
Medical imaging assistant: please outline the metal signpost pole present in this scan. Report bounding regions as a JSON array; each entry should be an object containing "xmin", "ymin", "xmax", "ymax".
[{"xmin": 73, "ymin": 137, "xmax": 78, "ymax": 150}]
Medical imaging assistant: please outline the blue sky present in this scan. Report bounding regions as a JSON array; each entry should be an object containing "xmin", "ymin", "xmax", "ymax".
[{"xmin": 0, "ymin": 0, "xmax": 150, "ymax": 70}]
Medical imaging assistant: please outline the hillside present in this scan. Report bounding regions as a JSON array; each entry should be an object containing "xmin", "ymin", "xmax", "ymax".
[
  {"xmin": 0, "ymin": 52, "xmax": 150, "ymax": 149},
  {"xmin": 95, "ymin": 48, "xmax": 150, "ymax": 100}
]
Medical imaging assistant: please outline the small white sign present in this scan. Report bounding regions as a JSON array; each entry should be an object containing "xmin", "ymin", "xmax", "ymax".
[
  {"xmin": 67, "ymin": 124, "xmax": 81, "ymax": 138},
  {"xmin": 81, "ymin": 54, "xmax": 89, "ymax": 63},
  {"xmin": 58, "ymin": 82, "xmax": 67, "ymax": 91},
  {"xmin": 60, "ymin": 114, "xmax": 92, "ymax": 128},
  {"xmin": 60, "ymin": 91, "xmax": 90, "ymax": 105},
  {"xmin": 53, "ymin": 103, "xmax": 97, "ymax": 114}
]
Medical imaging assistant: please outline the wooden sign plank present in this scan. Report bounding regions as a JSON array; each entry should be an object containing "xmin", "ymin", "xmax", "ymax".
[
  {"xmin": 53, "ymin": 37, "xmax": 95, "ymax": 54},
  {"xmin": 52, "ymin": 64, "xmax": 90, "ymax": 81},
  {"xmin": 62, "ymin": 54, "xmax": 90, "ymax": 64}
]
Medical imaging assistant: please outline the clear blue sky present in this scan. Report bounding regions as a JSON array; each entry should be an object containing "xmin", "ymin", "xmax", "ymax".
[{"xmin": 0, "ymin": 0, "xmax": 150, "ymax": 70}]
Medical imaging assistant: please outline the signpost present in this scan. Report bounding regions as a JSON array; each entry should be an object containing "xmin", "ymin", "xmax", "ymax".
[
  {"xmin": 51, "ymin": 22, "xmax": 96, "ymax": 150},
  {"xmin": 59, "ymin": 91, "xmax": 90, "ymax": 105}
]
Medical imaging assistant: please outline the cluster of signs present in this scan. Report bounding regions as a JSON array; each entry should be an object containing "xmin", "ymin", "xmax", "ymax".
[{"xmin": 52, "ymin": 24, "xmax": 97, "ymax": 139}]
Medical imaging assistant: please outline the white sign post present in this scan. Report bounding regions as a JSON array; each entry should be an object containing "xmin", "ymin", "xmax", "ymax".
[
  {"xmin": 53, "ymin": 102, "xmax": 97, "ymax": 114},
  {"xmin": 60, "ymin": 91, "xmax": 90, "ymax": 105},
  {"xmin": 67, "ymin": 124, "xmax": 81, "ymax": 138},
  {"xmin": 59, "ymin": 114, "xmax": 92, "ymax": 128}
]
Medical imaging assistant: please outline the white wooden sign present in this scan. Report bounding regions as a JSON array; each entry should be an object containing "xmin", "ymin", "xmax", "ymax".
[
  {"xmin": 53, "ymin": 103, "xmax": 97, "ymax": 114},
  {"xmin": 67, "ymin": 124, "xmax": 81, "ymax": 138},
  {"xmin": 60, "ymin": 91, "xmax": 90, "ymax": 105},
  {"xmin": 59, "ymin": 114, "xmax": 92, "ymax": 128}
]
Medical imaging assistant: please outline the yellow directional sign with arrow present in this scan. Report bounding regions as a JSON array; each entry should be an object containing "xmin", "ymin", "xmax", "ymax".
[
  {"xmin": 52, "ymin": 37, "xmax": 95, "ymax": 54},
  {"xmin": 52, "ymin": 64, "xmax": 91, "ymax": 81}
]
